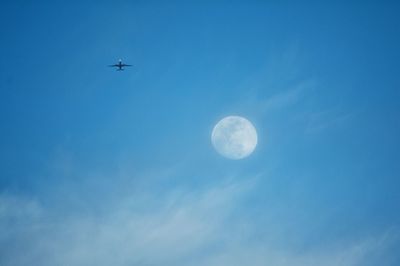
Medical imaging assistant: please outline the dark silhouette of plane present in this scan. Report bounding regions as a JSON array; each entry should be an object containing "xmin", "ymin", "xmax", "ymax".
[{"xmin": 109, "ymin": 59, "xmax": 132, "ymax": 71}]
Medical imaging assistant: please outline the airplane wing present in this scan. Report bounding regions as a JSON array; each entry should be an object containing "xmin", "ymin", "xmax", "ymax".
[
  {"xmin": 121, "ymin": 64, "xmax": 132, "ymax": 67},
  {"xmin": 109, "ymin": 64, "xmax": 119, "ymax": 67}
]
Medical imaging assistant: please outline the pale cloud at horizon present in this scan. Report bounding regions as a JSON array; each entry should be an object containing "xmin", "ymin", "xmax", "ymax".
[{"xmin": 1, "ymin": 173, "xmax": 397, "ymax": 266}]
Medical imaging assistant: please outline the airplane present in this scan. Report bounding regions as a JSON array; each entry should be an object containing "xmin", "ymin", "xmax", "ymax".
[{"xmin": 109, "ymin": 59, "xmax": 132, "ymax": 71}]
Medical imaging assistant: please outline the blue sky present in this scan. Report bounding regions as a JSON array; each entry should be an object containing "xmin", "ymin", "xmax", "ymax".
[{"xmin": 1, "ymin": 1, "xmax": 400, "ymax": 265}]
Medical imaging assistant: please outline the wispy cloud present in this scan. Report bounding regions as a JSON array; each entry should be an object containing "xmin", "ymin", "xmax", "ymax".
[
  {"xmin": 0, "ymin": 178, "xmax": 252, "ymax": 266},
  {"xmin": 194, "ymin": 234, "xmax": 397, "ymax": 266},
  {"xmin": 303, "ymin": 108, "xmax": 357, "ymax": 134},
  {"xmin": 242, "ymin": 76, "xmax": 358, "ymax": 137},
  {"xmin": 258, "ymin": 80, "xmax": 315, "ymax": 113},
  {"xmin": 0, "ymin": 176, "xmax": 397, "ymax": 266}
]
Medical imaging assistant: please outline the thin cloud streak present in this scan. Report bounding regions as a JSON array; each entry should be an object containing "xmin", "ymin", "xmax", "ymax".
[{"xmin": 258, "ymin": 80, "xmax": 313, "ymax": 112}]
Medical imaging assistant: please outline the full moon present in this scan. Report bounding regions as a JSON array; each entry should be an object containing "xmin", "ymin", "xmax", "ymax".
[{"xmin": 211, "ymin": 116, "xmax": 258, "ymax": 160}]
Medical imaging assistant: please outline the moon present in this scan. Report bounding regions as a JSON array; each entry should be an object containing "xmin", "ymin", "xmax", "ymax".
[{"xmin": 211, "ymin": 116, "xmax": 258, "ymax": 160}]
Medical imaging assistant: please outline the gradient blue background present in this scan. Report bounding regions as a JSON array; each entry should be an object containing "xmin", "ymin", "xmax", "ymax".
[{"xmin": 1, "ymin": 1, "xmax": 399, "ymax": 265}]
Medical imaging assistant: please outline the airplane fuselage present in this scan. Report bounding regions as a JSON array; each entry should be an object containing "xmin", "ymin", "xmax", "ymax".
[{"xmin": 109, "ymin": 59, "xmax": 131, "ymax": 71}]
